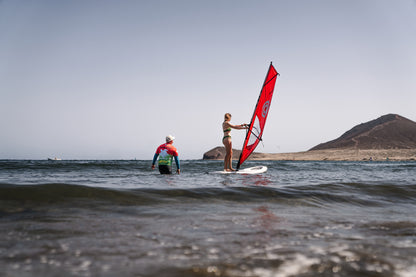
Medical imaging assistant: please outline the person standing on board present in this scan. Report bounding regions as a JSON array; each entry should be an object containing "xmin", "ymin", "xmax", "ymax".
[
  {"xmin": 222, "ymin": 113, "xmax": 248, "ymax": 171},
  {"xmin": 151, "ymin": 135, "xmax": 180, "ymax": 174}
]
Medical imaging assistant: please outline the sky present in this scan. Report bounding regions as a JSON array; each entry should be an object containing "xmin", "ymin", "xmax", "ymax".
[{"xmin": 1, "ymin": 0, "xmax": 415, "ymax": 160}]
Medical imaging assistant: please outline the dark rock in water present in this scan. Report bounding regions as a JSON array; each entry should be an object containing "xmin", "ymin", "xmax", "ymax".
[
  {"xmin": 203, "ymin": 146, "xmax": 241, "ymax": 160},
  {"xmin": 310, "ymin": 114, "xmax": 416, "ymax": 150},
  {"xmin": 203, "ymin": 146, "xmax": 268, "ymax": 160}
]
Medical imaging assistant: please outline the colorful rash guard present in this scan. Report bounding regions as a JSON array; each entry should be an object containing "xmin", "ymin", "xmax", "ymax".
[{"xmin": 153, "ymin": 143, "xmax": 179, "ymax": 167}]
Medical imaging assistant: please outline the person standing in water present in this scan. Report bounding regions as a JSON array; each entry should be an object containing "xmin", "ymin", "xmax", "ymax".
[
  {"xmin": 222, "ymin": 113, "xmax": 248, "ymax": 171},
  {"xmin": 152, "ymin": 135, "xmax": 180, "ymax": 174}
]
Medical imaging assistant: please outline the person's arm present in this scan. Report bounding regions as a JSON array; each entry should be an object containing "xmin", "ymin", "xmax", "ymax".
[
  {"xmin": 174, "ymin": 155, "xmax": 180, "ymax": 174},
  {"xmin": 151, "ymin": 153, "xmax": 159, "ymax": 169},
  {"xmin": 229, "ymin": 123, "xmax": 249, "ymax": 130}
]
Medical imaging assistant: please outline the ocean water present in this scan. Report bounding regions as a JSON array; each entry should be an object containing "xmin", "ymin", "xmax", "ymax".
[{"xmin": 0, "ymin": 159, "xmax": 415, "ymax": 277}]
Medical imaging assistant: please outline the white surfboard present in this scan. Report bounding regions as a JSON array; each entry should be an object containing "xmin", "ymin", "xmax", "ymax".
[{"xmin": 215, "ymin": 166, "xmax": 267, "ymax": 175}]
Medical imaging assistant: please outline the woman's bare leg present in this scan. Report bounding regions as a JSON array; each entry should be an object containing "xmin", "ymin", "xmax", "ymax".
[
  {"xmin": 228, "ymin": 148, "xmax": 234, "ymax": 171},
  {"xmin": 223, "ymin": 138, "xmax": 233, "ymax": 171},
  {"xmin": 223, "ymin": 152, "xmax": 229, "ymax": 171}
]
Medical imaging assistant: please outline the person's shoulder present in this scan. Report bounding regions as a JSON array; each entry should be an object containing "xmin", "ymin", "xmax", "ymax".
[
  {"xmin": 167, "ymin": 144, "xmax": 178, "ymax": 153},
  {"xmin": 157, "ymin": 143, "xmax": 167, "ymax": 149},
  {"xmin": 167, "ymin": 144, "xmax": 176, "ymax": 150}
]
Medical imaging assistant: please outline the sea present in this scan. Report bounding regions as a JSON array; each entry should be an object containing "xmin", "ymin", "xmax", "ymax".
[{"xmin": 0, "ymin": 159, "xmax": 415, "ymax": 277}]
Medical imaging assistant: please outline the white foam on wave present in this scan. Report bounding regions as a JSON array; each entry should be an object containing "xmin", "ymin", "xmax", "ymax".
[
  {"xmin": 252, "ymin": 254, "xmax": 320, "ymax": 277},
  {"xmin": 397, "ymin": 265, "xmax": 416, "ymax": 277}
]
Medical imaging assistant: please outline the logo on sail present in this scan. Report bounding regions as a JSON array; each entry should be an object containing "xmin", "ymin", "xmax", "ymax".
[{"xmin": 262, "ymin": 101, "xmax": 270, "ymax": 118}]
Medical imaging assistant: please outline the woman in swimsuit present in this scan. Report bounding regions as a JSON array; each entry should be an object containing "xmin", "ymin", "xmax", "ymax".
[{"xmin": 222, "ymin": 113, "xmax": 248, "ymax": 171}]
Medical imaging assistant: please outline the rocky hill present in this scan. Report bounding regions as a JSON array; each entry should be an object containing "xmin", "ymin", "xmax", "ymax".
[
  {"xmin": 310, "ymin": 114, "xmax": 416, "ymax": 150},
  {"xmin": 203, "ymin": 114, "xmax": 416, "ymax": 161}
]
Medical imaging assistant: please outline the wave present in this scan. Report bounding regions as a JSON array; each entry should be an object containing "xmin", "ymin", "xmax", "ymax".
[
  {"xmin": 1, "ymin": 182, "xmax": 415, "ymax": 211},
  {"xmin": 0, "ymin": 160, "xmax": 146, "ymax": 171}
]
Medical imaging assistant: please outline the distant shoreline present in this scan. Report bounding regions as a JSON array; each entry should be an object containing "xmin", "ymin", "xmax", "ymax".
[
  {"xmin": 245, "ymin": 149, "xmax": 416, "ymax": 161},
  {"xmin": 203, "ymin": 146, "xmax": 416, "ymax": 161}
]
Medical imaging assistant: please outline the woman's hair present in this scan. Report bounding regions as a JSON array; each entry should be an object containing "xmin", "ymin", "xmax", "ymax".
[{"xmin": 224, "ymin": 113, "xmax": 231, "ymax": 121}]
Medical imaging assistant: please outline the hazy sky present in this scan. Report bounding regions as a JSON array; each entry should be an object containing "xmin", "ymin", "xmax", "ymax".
[{"xmin": 1, "ymin": 0, "xmax": 415, "ymax": 159}]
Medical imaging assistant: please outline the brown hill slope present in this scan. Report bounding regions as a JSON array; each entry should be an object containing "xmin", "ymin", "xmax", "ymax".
[{"xmin": 310, "ymin": 114, "xmax": 416, "ymax": 150}]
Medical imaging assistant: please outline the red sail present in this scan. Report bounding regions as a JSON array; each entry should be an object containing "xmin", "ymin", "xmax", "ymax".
[{"xmin": 237, "ymin": 63, "xmax": 279, "ymax": 170}]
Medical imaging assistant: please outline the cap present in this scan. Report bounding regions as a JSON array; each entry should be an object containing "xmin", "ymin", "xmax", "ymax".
[{"xmin": 166, "ymin": 135, "xmax": 175, "ymax": 142}]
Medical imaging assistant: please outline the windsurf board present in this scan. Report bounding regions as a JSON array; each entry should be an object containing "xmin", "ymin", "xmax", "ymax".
[{"xmin": 214, "ymin": 166, "xmax": 267, "ymax": 175}]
